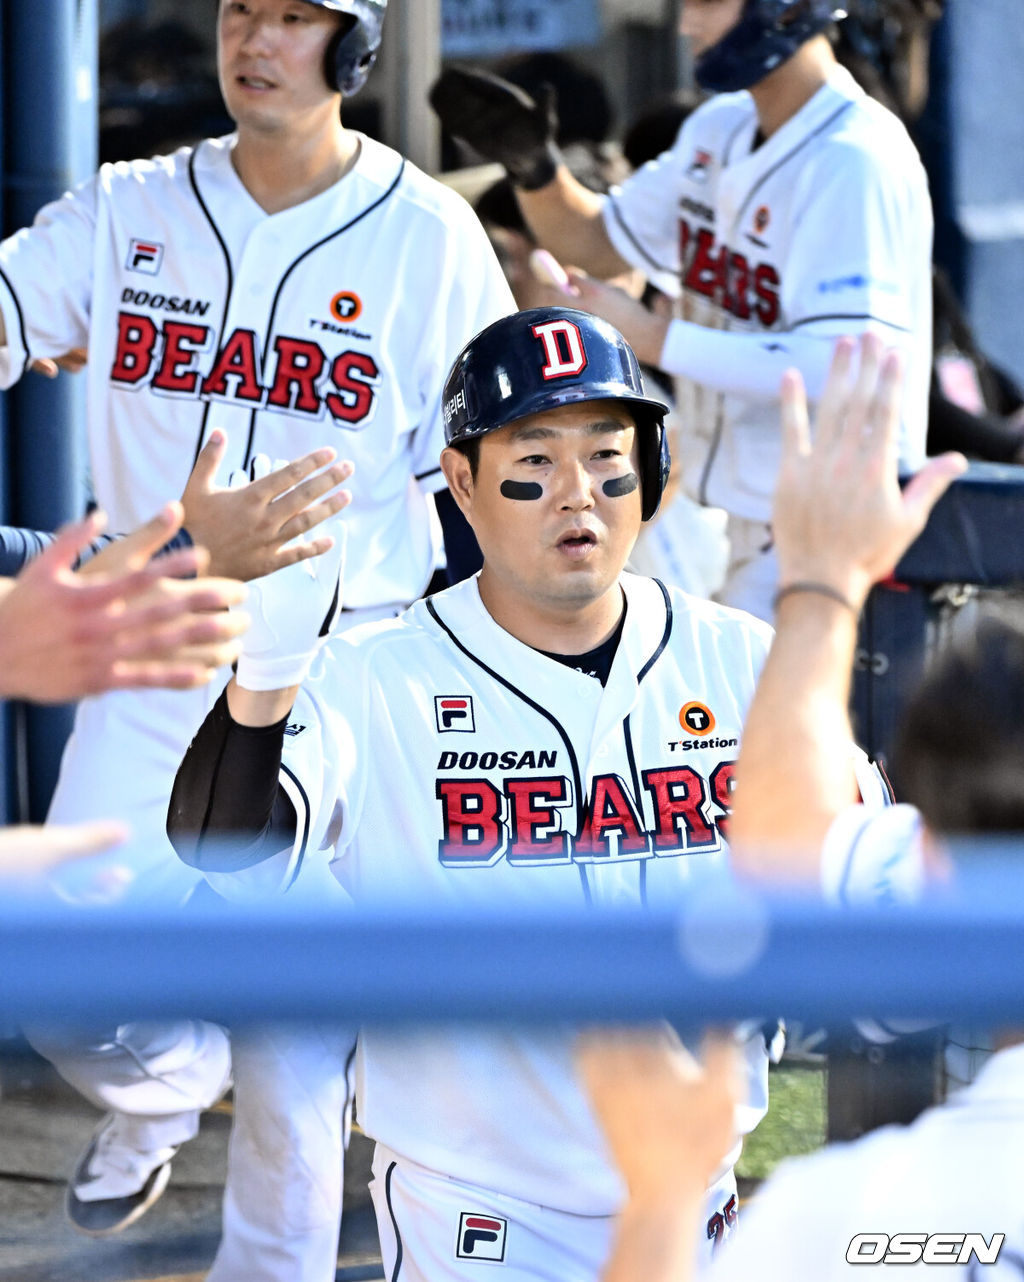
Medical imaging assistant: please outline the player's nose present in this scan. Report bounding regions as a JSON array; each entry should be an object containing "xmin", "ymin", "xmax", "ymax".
[
  {"xmin": 554, "ymin": 458, "xmax": 597, "ymax": 511},
  {"xmin": 238, "ymin": 16, "xmax": 275, "ymax": 56}
]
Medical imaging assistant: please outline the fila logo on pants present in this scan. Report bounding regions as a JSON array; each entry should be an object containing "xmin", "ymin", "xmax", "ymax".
[{"xmin": 456, "ymin": 1212, "xmax": 507, "ymax": 1262}]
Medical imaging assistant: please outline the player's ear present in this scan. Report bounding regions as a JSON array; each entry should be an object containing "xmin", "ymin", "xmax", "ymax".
[{"xmin": 441, "ymin": 446, "xmax": 475, "ymax": 517}]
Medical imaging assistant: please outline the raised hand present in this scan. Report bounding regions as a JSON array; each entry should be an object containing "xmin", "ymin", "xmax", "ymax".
[
  {"xmin": 0, "ymin": 505, "xmax": 249, "ymax": 700},
  {"xmin": 181, "ymin": 428, "xmax": 353, "ymax": 581},
  {"xmin": 774, "ymin": 334, "xmax": 968, "ymax": 611}
]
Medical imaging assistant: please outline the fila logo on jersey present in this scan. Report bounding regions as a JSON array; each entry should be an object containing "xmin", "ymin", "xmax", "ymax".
[
  {"xmin": 679, "ymin": 702, "xmax": 715, "ymax": 735},
  {"xmin": 456, "ymin": 1213, "xmax": 507, "ymax": 1262},
  {"xmin": 435, "ymin": 695, "xmax": 476, "ymax": 733},
  {"xmin": 127, "ymin": 239, "xmax": 163, "ymax": 275},
  {"xmin": 531, "ymin": 319, "xmax": 587, "ymax": 379}
]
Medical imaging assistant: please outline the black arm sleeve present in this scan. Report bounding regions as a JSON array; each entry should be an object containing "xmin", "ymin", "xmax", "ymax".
[
  {"xmin": 434, "ymin": 486, "xmax": 483, "ymax": 585},
  {"xmin": 168, "ymin": 688, "xmax": 298, "ymax": 873}
]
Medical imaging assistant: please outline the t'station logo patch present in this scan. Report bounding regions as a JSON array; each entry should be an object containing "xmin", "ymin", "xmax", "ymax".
[
  {"xmin": 126, "ymin": 239, "xmax": 163, "ymax": 275},
  {"xmin": 330, "ymin": 291, "xmax": 362, "ymax": 323},
  {"xmin": 456, "ymin": 1212, "xmax": 507, "ymax": 1262},
  {"xmin": 435, "ymin": 695, "xmax": 476, "ymax": 734},
  {"xmin": 679, "ymin": 701, "xmax": 715, "ymax": 736}
]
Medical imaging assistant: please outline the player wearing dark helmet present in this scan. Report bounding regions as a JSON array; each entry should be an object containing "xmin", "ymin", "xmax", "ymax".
[
  {"xmin": 0, "ymin": 0, "xmax": 511, "ymax": 1260},
  {"xmin": 443, "ymin": 307, "xmax": 671, "ymax": 521},
  {"xmin": 170, "ymin": 307, "xmax": 877, "ymax": 1281},
  {"xmin": 431, "ymin": 0, "xmax": 932, "ymax": 624}
]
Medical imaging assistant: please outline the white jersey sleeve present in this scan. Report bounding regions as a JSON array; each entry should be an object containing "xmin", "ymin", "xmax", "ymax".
[
  {"xmin": 0, "ymin": 176, "xmax": 98, "ymax": 386},
  {"xmin": 820, "ymin": 803, "xmax": 926, "ymax": 908},
  {"xmin": 601, "ymin": 126, "xmax": 694, "ymax": 299}
]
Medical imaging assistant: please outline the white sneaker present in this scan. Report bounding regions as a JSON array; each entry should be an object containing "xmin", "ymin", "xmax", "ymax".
[{"xmin": 66, "ymin": 1113, "xmax": 179, "ymax": 1236}]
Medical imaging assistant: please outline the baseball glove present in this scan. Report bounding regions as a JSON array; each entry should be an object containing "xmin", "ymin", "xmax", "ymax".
[{"xmin": 429, "ymin": 67, "xmax": 562, "ymax": 190}]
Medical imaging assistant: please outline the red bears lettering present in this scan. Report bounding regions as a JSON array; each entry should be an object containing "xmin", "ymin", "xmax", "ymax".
[
  {"xmin": 199, "ymin": 328, "xmax": 263, "ymax": 402},
  {"xmin": 504, "ymin": 777, "xmax": 571, "ymax": 860},
  {"xmin": 709, "ymin": 761, "xmax": 736, "ymax": 840},
  {"xmin": 110, "ymin": 312, "xmax": 158, "ymax": 385},
  {"xmin": 152, "ymin": 321, "xmax": 208, "ymax": 394},
  {"xmin": 325, "ymin": 351, "xmax": 380, "ymax": 424},
  {"xmin": 267, "ymin": 337, "xmax": 326, "ymax": 413},
  {"xmin": 576, "ymin": 775, "xmax": 647, "ymax": 858},
  {"xmin": 436, "ymin": 779, "xmax": 504, "ymax": 863},
  {"xmin": 641, "ymin": 766, "xmax": 717, "ymax": 851},
  {"xmin": 678, "ymin": 218, "xmax": 781, "ymax": 326}
]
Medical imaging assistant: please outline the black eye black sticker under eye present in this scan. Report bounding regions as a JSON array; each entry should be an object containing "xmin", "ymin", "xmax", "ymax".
[
  {"xmin": 500, "ymin": 480, "xmax": 544, "ymax": 500},
  {"xmin": 602, "ymin": 472, "xmax": 639, "ymax": 498}
]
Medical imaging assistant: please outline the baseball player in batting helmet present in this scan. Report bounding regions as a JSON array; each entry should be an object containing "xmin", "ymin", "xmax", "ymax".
[
  {"xmin": 431, "ymin": 0, "xmax": 931, "ymax": 623},
  {"xmin": 171, "ymin": 308, "xmax": 882, "ymax": 1280},
  {"xmin": 443, "ymin": 306, "xmax": 671, "ymax": 521},
  {"xmin": 0, "ymin": 0, "xmax": 512, "ymax": 1266}
]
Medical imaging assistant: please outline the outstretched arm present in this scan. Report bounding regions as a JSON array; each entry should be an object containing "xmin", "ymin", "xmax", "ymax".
[
  {"xmin": 0, "ymin": 504, "xmax": 248, "ymax": 701},
  {"xmin": 169, "ymin": 489, "xmax": 347, "ymax": 884},
  {"xmin": 729, "ymin": 335, "xmax": 967, "ymax": 880}
]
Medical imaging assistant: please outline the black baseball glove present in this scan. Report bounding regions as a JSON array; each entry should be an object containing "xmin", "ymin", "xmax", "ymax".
[{"xmin": 429, "ymin": 67, "xmax": 562, "ymax": 191}]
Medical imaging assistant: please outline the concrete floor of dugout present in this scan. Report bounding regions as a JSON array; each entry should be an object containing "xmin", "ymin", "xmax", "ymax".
[{"xmin": 0, "ymin": 1045, "xmax": 383, "ymax": 1282}]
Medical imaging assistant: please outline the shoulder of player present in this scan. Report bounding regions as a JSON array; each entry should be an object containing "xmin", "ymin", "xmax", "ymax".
[
  {"xmin": 95, "ymin": 139, "xmax": 206, "ymax": 196},
  {"xmin": 356, "ymin": 135, "xmax": 484, "ymax": 231},
  {"xmin": 660, "ymin": 581, "xmax": 774, "ymax": 651},
  {"xmin": 327, "ymin": 587, "xmax": 470, "ymax": 667},
  {"xmin": 674, "ymin": 90, "xmax": 756, "ymax": 150}
]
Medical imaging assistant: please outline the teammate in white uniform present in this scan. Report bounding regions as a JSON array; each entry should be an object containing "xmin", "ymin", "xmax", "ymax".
[
  {"xmin": 167, "ymin": 307, "xmax": 819, "ymax": 1281},
  {"xmin": 579, "ymin": 339, "xmax": 1024, "ymax": 1282},
  {"xmin": 0, "ymin": 0, "xmax": 511, "ymax": 1241},
  {"xmin": 430, "ymin": 0, "xmax": 933, "ymax": 620}
]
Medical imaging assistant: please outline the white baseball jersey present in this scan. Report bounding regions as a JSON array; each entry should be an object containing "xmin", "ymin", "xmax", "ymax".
[
  {"xmin": 707, "ymin": 1042, "xmax": 1024, "ymax": 1282},
  {"xmin": 0, "ymin": 132, "xmax": 512, "ymax": 609},
  {"xmin": 208, "ymin": 571, "xmax": 775, "ymax": 1214},
  {"xmin": 0, "ymin": 130, "xmax": 512, "ymax": 901},
  {"xmin": 604, "ymin": 64, "xmax": 932, "ymax": 523}
]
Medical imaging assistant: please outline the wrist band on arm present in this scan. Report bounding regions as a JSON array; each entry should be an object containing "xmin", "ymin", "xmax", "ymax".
[{"xmin": 772, "ymin": 581, "xmax": 858, "ymax": 616}]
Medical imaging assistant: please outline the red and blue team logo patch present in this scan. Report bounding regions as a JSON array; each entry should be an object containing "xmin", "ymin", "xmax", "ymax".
[
  {"xmin": 126, "ymin": 238, "xmax": 163, "ymax": 275},
  {"xmin": 687, "ymin": 148, "xmax": 713, "ymax": 182},
  {"xmin": 434, "ymin": 695, "xmax": 476, "ymax": 734},
  {"xmin": 456, "ymin": 1212, "xmax": 507, "ymax": 1262}
]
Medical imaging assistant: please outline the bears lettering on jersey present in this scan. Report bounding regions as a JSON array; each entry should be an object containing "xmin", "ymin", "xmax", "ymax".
[
  {"xmin": 110, "ymin": 310, "xmax": 381, "ymax": 427},
  {"xmin": 679, "ymin": 218, "xmax": 780, "ymax": 327},
  {"xmin": 435, "ymin": 761, "xmax": 736, "ymax": 867}
]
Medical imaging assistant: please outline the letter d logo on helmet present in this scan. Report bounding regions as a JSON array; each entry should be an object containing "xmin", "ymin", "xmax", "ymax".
[{"xmin": 442, "ymin": 307, "xmax": 671, "ymax": 522}]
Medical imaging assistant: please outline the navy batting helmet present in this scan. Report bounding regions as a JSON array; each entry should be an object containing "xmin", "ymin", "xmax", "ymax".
[
  {"xmin": 695, "ymin": 0, "xmax": 846, "ymax": 93},
  {"xmin": 443, "ymin": 308, "xmax": 670, "ymax": 522},
  {"xmin": 301, "ymin": 0, "xmax": 386, "ymax": 96}
]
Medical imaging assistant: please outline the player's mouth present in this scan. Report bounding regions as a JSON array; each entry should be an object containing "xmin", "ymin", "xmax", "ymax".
[
  {"xmin": 237, "ymin": 74, "xmax": 277, "ymax": 92},
  {"xmin": 556, "ymin": 529, "xmax": 598, "ymax": 560}
]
